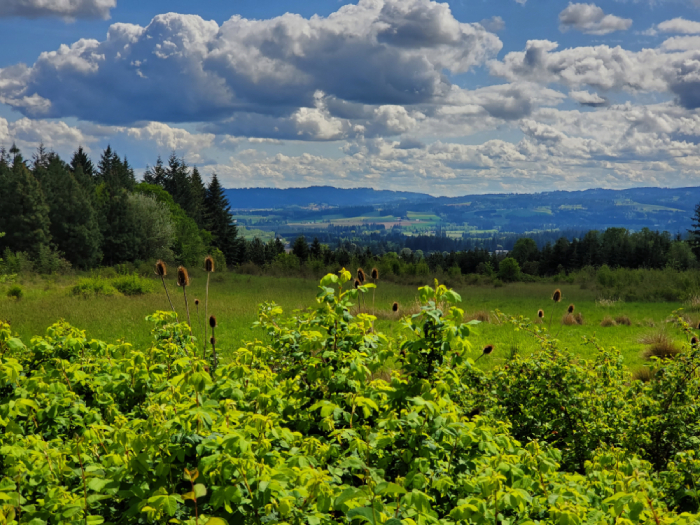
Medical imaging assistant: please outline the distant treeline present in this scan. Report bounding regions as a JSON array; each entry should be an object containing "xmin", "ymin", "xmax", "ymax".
[
  {"xmin": 0, "ymin": 145, "xmax": 244, "ymax": 272},
  {"xmin": 238, "ymin": 228, "xmax": 697, "ymax": 279}
]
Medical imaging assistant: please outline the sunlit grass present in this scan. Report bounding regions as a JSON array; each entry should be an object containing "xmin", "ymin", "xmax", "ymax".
[{"xmin": 0, "ymin": 272, "xmax": 689, "ymax": 369}]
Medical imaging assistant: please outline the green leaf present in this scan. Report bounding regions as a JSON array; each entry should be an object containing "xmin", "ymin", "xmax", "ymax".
[
  {"xmin": 204, "ymin": 519, "xmax": 228, "ymax": 525},
  {"xmin": 347, "ymin": 507, "xmax": 377, "ymax": 524},
  {"xmin": 86, "ymin": 516, "xmax": 105, "ymax": 525},
  {"xmin": 6, "ymin": 338, "xmax": 24, "ymax": 351},
  {"xmin": 194, "ymin": 484, "xmax": 207, "ymax": 498},
  {"xmin": 376, "ymin": 483, "xmax": 406, "ymax": 496}
]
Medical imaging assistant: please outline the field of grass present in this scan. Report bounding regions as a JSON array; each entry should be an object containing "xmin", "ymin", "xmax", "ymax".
[{"xmin": 0, "ymin": 271, "xmax": 690, "ymax": 372}]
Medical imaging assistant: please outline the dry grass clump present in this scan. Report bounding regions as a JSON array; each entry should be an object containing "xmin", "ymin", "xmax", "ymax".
[
  {"xmin": 640, "ymin": 332, "xmax": 681, "ymax": 360},
  {"xmin": 685, "ymin": 295, "xmax": 700, "ymax": 312},
  {"xmin": 467, "ymin": 310, "xmax": 491, "ymax": 323},
  {"xmin": 600, "ymin": 316, "xmax": 617, "ymax": 327},
  {"xmin": 615, "ymin": 315, "xmax": 632, "ymax": 326},
  {"xmin": 596, "ymin": 298, "xmax": 621, "ymax": 308},
  {"xmin": 562, "ymin": 313, "xmax": 577, "ymax": 325},
  {"xmin": 632, "ymin": 367, "xmax": 655, "ymax": 382},
  {"xmin": 574, "ymin": 312, "xmax": 585, "ymax": 325}
]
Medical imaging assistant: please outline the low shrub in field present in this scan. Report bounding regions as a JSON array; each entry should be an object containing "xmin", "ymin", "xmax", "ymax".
[
  {"xmin": 600, "ymin": 315, "xmax": 617, "ymax": 327},
  {"xmin": 71, "ymin": 277, "xmax": 120, "ymax": 297},
  {"xmin": 5, "ymin": 285, "xmax": 22, "ymax": 300},
  {"xmin": 1, "ymin": 272, "xmax": 700, "ymax": 523},
  {"xmin": 616, "ymin": 314, "xmax": 632, "ymax": 325},
  {"xmin": 111, "ymin": 274, "xmax": 155, "ymax": 295}
]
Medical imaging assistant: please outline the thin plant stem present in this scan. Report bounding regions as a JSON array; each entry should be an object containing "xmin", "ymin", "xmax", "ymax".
[
  {"xmin": 160, "ymin": 275, "xmax": 176, "ymax": 316},
  {"xmin": 211, "ymin": 327, "xmax": 218, "ymax": 372},
  {"xmin": 183, "ymin": 287, "xmax": 191, "ymax": 327},
  {"xmin": 204, "ymin": 273, "xmax": 210, "ymax": 354},
  {"xmin": 196, "ymin": 303, "xmax": 204, "ymax": 350}
]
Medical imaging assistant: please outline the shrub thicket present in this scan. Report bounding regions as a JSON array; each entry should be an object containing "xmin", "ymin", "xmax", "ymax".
[{"xmin": 1, "ymin": 273, "xmax": 700, "ymax": 523}]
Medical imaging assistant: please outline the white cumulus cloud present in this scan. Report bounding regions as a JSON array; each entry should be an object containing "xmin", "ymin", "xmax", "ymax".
[
  {"xmin": 658, "ymin": 17, "xmax": 700, "ymax": 34},
  {"xmin": 559, "ymin": 3, "xmax": 632, "ymax": 35}
]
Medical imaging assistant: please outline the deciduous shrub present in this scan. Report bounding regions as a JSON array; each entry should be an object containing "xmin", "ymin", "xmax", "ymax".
[
  {"xmin": 111, "ymin": 274, "xmax": 155, "ymax": 295},
  {"xmin": 5, "ymin": 285, "xmax": 22, "ymax": 300},
  {"xmin": 1, "ymin": 274, "xmax": 700, "ymax": 523}
]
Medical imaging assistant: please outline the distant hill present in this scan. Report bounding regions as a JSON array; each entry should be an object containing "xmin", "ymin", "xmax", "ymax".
[
  {"xmin": 224, "ymin": 186, "xmax": 434, "ymax": 209},
  {"xmin": 225, "ymin": 185, "xmax": 700, "ymax": 236}
]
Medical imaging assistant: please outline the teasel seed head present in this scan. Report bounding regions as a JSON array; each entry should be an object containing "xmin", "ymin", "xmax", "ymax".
[
  {"xmin": 567, "ymin": 303, "xmax": 575, "ymax": 314},
  {"xmin": 209, "ymin": 315, "xmax": 217, "ymax": 328},
  {"xmin": 177, "ymin": 266, "xmax": 190, "ymax": 287},
  {"xmin": 697, "ymin": 320, "xmax": 700, "ymax": 330},
  {"xmin": 538, "ymin": 309, "xmax": 544, "ymax": 318},
  {"xmin": 357, "ymin": 268, "xmax": 366, "ymax": 284},
  {"xmin": 354, "ymin": 279, "xmax": 360, "ymax": 289},
  {"xmin": 552, "ymin": 289, "xmax": 562, "ymax": 303},
  {"xmin": 371, "ymin": 267, "xmax": 379, "ymax": 280},
  {"xmin": 692, "ymin": 336, "xmax": 699, "ymax": 347},
  {"xmin": 482, "ymin": 344, "xmax": 494, "ymax": 355},
  {"xmin": 205, "ymin": 255, "xmax": 215, "ymax": 273},
  {"xmin": 155, "ymin": 259, "xmax": 167, "ymax": 277},
  {"xmin": 210, "ymin": 336, "xmax": 216, "ymax": 345},
  {"xmin": 195, "ymin": 298, "xmax": 200, "ymax": 306},
  {"xmin": 392, "ymin": 301, "xmax": 399, "ymax": 312}
]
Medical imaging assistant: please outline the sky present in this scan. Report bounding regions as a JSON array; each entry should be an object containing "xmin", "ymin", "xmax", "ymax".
[{"xmin": 0, "ymin": 0, "xmax": 700, "ymax": 195}]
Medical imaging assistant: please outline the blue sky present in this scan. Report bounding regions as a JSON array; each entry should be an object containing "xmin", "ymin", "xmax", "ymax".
[{"xmin": 1, "ymin": 0, "xmax": 699, "ymax": 195}]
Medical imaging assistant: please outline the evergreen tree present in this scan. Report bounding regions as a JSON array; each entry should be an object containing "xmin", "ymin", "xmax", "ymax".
[
  {"xmin": 205, "ymin": 173, "xmax": 243, "ymax": 266},
  {"xmin": 688, "ymin": 202, "xmax": 700, "ymax": 258},
  {"xmin": 189, "ymin": 166, "xmax": 207, "ymax": 229},
  {"xmin": 310, "ymin": 237, "xmax": 322, "ymax": 260},
  {"xmin": 96, "ymin": 147, "xmax": 139, "ymax": 264},
  {"xmin": 70, "ymin": 146, "xmax": 95, "ymax": 179},
  {"xmin": 292, "ymin": 235, "xmax": 310, "ymax": 262},
  {"xmin": 164, "ymin": 153, "xmax": 193, "ymax": 215},
  {"xmin": 36, "ymin": 155, "xmax": 102, "ymax": 268},
  {"xmin": 143, "ymin": 156, "xmax": 167, "ymax": 187},
  {"xmin": 0, "ymin": 150, "xmax": 52, "ymax": 257}
]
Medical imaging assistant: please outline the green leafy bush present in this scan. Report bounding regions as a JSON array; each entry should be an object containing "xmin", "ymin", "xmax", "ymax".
[
  {"xmin": 111, "ymin": 274, "xmax": 155, "ymax": 295},
  {"xmin": 5, "ymin": 285, "xmax": 22, "ymax": 300},
  {"xmin": 1, "ymin": 272, "xmax": 699, "ymax": 524},
  {"xmin": 70, "ymin": 277, "xmax": 120, "ymax": 297}
]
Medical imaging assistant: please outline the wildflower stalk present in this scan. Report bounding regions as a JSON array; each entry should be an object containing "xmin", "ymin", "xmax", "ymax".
[{"xmin": 204, "ymin": 256, "xmax": 214, "ymax": 355}]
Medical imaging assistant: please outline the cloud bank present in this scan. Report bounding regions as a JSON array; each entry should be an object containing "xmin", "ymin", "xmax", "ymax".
[{"xmin": 0, "ymin": 0, "xmax": 116, "ymax": 20}]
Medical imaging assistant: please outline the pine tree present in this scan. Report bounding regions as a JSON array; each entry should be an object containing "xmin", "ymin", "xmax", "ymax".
[
  {"xmin": 189, "ymin": 166, "xmax": 207, "ymax": 229},
  {"xmin": 310, "ymin": 237, "xmax": 322, "ymax": 259},
  {"xmin": 143, "ymin": 156, "xmax": 167, "ymax": 187},
  {"xmin": 70, "ymin": 146, "xmax": 95, "ymax": 179},
  {"xmin": 0, "ymin": 149, "xmax": 51, "ymax": 257},
  {"xmin": 205, "ymin": 173, "xmax": 242, "ymax": 266},
  {"xmin": 37, "ymin": 155, "xmax": 102, "ymax": 268},
  {"xmin": 292, "ymin": 235, "xmax": 309, "ymax": 262}
]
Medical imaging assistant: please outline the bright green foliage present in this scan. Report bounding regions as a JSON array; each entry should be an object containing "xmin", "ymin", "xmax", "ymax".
[
  {"xmin": 1, "ymin": 276, "xmax": 700, "ymax": 524},
  {"xmin": 497, "ymin": 257, "xmax": 521, "ymax": 282}
]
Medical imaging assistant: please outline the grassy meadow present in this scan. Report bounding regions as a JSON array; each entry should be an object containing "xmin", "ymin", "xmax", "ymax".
[{"xmin": 0, "ymin": 269, "xmax": 691, "ymax": 372}]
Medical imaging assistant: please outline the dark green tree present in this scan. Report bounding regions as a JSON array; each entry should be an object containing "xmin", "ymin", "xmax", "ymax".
[
  {"xmin": 205, "ymin": 173, "xmax": 243, "ymax": 266},
  {"xmin": 688, "ymin": 203, "xmax": 700, "ymax": 258},
  {"xmin": 292, "ymin": 235, "xmax": 310, "ymax": 262},
  {"xmin": 189, "ymin": 166, "xmax": 207, "ymax": 229},
  {"xmin": 310, "ymin": 237, "xmax": 322, "ymax": 260},
  {"xmin": 0, "ymin": 149, "xmax": 52, "ymax": 257},
  {"xmin": 35, "ymin": 155, "xmax": 102, "ymax": 268},
  {"xmin": 143, "ymin": 156, "xmax": 167, "ymax": 187}
]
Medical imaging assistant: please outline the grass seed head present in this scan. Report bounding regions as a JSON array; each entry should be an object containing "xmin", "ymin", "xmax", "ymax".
[
  {"xmin": 567, "ymin": 303, "xmax": 575, "ymax": 314},
  {"xmin": 155, "ymin": 260, "xmax": 167, "ymax": 277},
  {"xmin": 177, "ymin": 266, "xmax": 190, "ymax": 287},
  {"xmin": 538, "ymin": 309, "xmax": 544, "ymax": 318},
  {"xmin": 205, "ymin": 255, "xmax": 215, "ymax": 273},
  {"xmin": 552, "ymin": 289, "xmax": 562, "ymax": 303},
  {"xmin": 357, "ymin": 268, "xmax": 366, "ymax": 284},
  {"xmin": 392, "ymin": 301, "xmax": 399, "ymax": 312},
  {"xmin": 371, "ymin": 267, "xmax": 379, "ymax": 280},
  {"xmin": 209, "ymin": 315, "xmax": 217, "ymax": 328}
]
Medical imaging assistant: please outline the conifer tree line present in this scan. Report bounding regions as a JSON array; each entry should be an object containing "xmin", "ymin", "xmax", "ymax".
[{"xmin": 0, "ymin": 145, "xmax": 243, "ymax": 270}]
